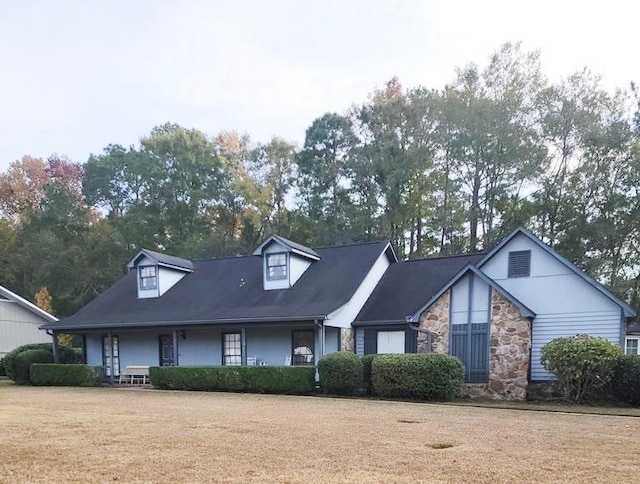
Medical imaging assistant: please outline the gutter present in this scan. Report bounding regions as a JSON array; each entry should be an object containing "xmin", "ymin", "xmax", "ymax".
[{"xmin": 40, "ymin": 314, "xmax": 329, "ymax": 331}]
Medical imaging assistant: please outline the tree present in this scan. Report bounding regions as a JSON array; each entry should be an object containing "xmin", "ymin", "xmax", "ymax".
[{"xmin": 297, "ymin": 113, "xmax": 357, "ymax": 244}]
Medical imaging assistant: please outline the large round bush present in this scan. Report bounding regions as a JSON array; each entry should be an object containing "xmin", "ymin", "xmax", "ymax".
[
  {"xmin": 13, "ymin": 349, "xmax": 53, "ymax": 384},
  {"xmin": 318, "ymin": 351, "xmax": 364, "ymax": 395},
  {"xmin": 611, "ymin": 355, "xmax": 640, "ymax": 405},
  {"xmin": 541, "ymin": 334, "xmax": 622, "ymax": 403}
]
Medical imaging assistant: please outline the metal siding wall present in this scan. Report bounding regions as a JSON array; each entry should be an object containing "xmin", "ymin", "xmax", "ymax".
[
  {"xmin": 325, "ymin": 327, "xmax": 340, "ymax": 354},
  {"xmin": 0, "ymin": 302, "xmax": 51, "ymax": 355},
  {"xmin": 85, "ymin": 334, "xmax": 103, "ymax": 366},
  {"xmin": 119, "ymin": 332, "xmax": 161, "ymax": 367},
  {"xmin": 450, "ymin": 275, "xmax": 470, "ymax": 324},
  {"xmin": 246, "ymin": 327, "xmax": 297, "ymax": 366},
  {"xmin": 178, "ymin": 328, "xmax": 222, "ymax": 365},
  {"xmin": 531, "ymin": 311, "xmax": 621, "ymax": 380}
]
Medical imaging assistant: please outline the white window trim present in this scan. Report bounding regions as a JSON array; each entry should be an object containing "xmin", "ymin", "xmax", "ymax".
[
  {"xmin": 625, "ymin": 336, "xmax": 640, "ymax": 356},
  {"xmin": 139, "ymin": 265, "xmax": 158, "ymax": 290},
  {"xmin": 266, "ymin": 252, "xmax": 288, "ymax": 281}
]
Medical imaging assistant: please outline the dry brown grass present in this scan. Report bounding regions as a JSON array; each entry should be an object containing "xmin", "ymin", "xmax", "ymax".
[{"xmin": 1, "ymin": 384, "xmax": 639, "ymax": 483}]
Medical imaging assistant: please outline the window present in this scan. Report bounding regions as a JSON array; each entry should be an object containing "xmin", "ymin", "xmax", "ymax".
[
  {"xmin": 625, "ymin": 337, "xmax": 639, "ymax": 356},
  {"xmin": 139, "ymin": 266, "xmax": 158, "ymax": 290},
  {"xmin": 508, "ymin": 250, "xmax": 531, "ymax": 278},
  {"xmin": 222, "ymin": 332, "xmax": 242, "ymax": 366},
  {"xmin": 292, "ymin": 330, "xmax": 314, "ymax": 366},
  {"xmin": 266, "ymin": 253, "xmax": 287, "ymax": 281}
]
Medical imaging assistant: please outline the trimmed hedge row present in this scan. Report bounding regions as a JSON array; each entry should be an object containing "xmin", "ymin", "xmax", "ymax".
[
  {"xmin": 149, "ymin": 366, "xmax": 316, "ymax": 394},
  {"xmin": 612, "ymin": 356, "xmax": 640, "ymax": 405},
  {"xmin": 371, "ymin": 353, "xmax": 464, "ymax": 400},
  {"xmin": 30, "ymin": 364, "xmax": 102, "ymax": 386},
  {"xmin": 3, "ymin": 343, "xmax": 82, "ymax": 384},
  {"xmin": 317, "ymin": 351, "xmax": 363, "ymax": 395},
  {"xmin": 317, "ymin": 352, "xmax": 464, "ymax": 401}
]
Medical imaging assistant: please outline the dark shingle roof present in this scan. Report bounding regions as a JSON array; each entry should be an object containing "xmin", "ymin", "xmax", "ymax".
[
  {"xmin": 354, "ymin": 253, "xmax": 484, "ymax": 324},
  {"xmin": 45, "ymin": 241, "xmax": 390, "ymax": 331}
]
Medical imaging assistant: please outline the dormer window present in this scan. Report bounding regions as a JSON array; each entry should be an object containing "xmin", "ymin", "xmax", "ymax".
[
  {"xmin": 140, "ymin": 266, "xmax": 158, "ymax": 290},
  {"xmin": 266, "ymin": 253, "xmax": 288, "ymax": 281}
]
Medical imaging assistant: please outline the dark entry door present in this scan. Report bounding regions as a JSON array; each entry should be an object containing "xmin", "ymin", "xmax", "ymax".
[{"xmin": 159, "ymin": 334, "xmax": 175, "ymax": 366}]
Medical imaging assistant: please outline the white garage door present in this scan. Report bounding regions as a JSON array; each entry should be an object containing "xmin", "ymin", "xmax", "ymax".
[{"xmin": 377, "ymin": 330, "xmax": 405, "ymax": 354}]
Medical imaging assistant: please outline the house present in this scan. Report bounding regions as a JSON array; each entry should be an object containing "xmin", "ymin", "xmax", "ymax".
[
  {"xmin": 0, "ymin": 284, "xmax": 58, "ymax": 358},
  {"xmin": 40, "ymin": 228, "xmax": 637, "ymax": 400}
]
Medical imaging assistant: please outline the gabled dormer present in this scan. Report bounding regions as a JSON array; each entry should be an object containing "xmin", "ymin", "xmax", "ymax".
[
  {"xmin": 252, "ymin": 235, "xmax": 320, "ymax": 290},
  {"xmin": 127, "ymin": 249, "xmax": 194, "ymax": 299}
]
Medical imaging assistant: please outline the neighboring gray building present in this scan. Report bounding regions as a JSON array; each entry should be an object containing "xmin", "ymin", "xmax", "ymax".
[
  {"xmin": 41, "ymin": 228, "xmax": 637, "ymax": 400},
  {"xmin": 0, "ymin": 285, "xmax": 58, "ymax": 358}
]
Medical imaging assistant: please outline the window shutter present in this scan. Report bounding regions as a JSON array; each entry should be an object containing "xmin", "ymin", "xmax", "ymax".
[
  {"xmin": 405, "ymin": 328, "xmax": 417, "ymax": 353},
  {"xmin": 508, "ymin": 250, "xmax": 531, "ymax": 278},
  {"xmin": 363, "ymin": 329, "xmax": 377, "ymax": 354}
]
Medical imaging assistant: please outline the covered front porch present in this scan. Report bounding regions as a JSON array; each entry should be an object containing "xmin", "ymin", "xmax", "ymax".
[{"xmin": 52, "ymin": 320, "xmax": 351, "ymax": 383}]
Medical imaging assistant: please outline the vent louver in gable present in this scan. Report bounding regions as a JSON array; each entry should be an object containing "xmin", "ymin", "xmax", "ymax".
[{"xmin": 508, "ymin": 250, "xmax": 531, "ymax": 278}]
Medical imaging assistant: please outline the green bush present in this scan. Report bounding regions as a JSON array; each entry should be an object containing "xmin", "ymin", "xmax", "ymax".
[
  {"xmin": 149, "ymin": 366, "xmax": 316, "ymax": 395},
  {"xmin": 611, "ymin": 356, "xmax": 640, "ymax": 405},
  {"xmin": 371, "ymin": 353, "xmax": 464, "ymax": 401},
  {"xmin": 541, "ymin": 334, "xmax": 622, "ymax": 403},
  {"xmin": 30, "ymin": 364, "xmax": 102, "ymax": 386},
  {"xmin": 3, "ymin": 343, "xmax": 82, "ymax": 383},
  {"xmin": 318, "ymin": 351, "xmax": 363, "ymax": 395},
  {"xmin": 13, "ymin": 349, "xmax": 53, "ymax": 385},
  {"xmin": 360, "ymin": 354, "xmax": 378, "ymax": 395},
  {"xmin": 0, "ymin": 357, "xmax": 5, "ymax": 377}
]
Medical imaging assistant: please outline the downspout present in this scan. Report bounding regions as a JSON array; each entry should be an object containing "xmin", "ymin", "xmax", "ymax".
[
  {"xmin": 46, "ymin": 330, "xmax": 59, "ymax": 363},
  {"xmin": 407, "ymin": 321, "xmax": 431, "ymax": 352}
]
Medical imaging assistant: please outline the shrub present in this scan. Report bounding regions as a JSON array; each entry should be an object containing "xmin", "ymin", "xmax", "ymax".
[
  {"xmin": 540, "ymin": 334, "xmax": 622, "ymax": 403},
  {"xmin": 13, "ymin": 349, "xmax": 53, "ymax": 385},
  {"xmin": 360, "ymin": 354, "xmax": 378, "ymax": 395},
  {"xmin": 3, "ymin": 343, "xmax": 82, "ymax": 383},
  {"xmin": 149, "ymin": 366, "xmax": 316, "ymax": 395},
  {"xmin": 0, "ymin": 357, "xmax": 5, "ymax": 377},
  {"xmin": 30, "ymin": 364, "xmax": 102, "ymax": 386},
  {"xmin": 611, "ymin": 356, "xmax": 640, "ymax": 405},
  {"xmin": 371, "ymin": 353, "xmax": 464, "ymax": 401},
  {"xmin": 318, "ymin": 352, "xmax": 363, "ymax": 395}
]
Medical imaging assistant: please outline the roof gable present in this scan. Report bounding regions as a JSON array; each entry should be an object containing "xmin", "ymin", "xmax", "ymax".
[
  {"xmin": 478, "ymin": 227, "xmax": 636, "ymax": 318},
  {"xmin": 127, "ymin": 249, "xmax": 194, "ymax": 272},
  {"xmin": 408, "ymin": 264, "xmax": 535, "ymax": 323},
  {"xmin": 252, "ymin": 235, "xmax": 320, "ymax": 260},
  {"xmin": 0, "ymin": 285, "xmax": 57, "ymax": 323}
]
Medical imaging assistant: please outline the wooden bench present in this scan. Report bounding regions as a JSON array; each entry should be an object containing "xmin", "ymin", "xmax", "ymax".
[{"xmin": 118, "ymin": 365, "xmax": 150, "ymax": 385}]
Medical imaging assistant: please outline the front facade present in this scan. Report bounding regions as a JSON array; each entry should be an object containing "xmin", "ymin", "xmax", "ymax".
[
  {"xmin": 0, "ymin": 285, "xmax": 57, "ymax": 358},
  {"xmin": 42, "ymin": 228, "xmax": 637, "ymax": 399}
]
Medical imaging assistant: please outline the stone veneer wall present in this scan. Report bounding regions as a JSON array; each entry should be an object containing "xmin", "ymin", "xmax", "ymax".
[
  {"xmin": 464, "ymin": 289, "xmax": 531, "ymax": 401},
  {"xmin": 340, "ymin": 328, "xmax": 354, "ymax": 352},
  {"xmin": 418, "ymin": 291, "xmax": 450, "ymax": 353},
  {"xmin": 418, "ymin": 287, "xmax": 531, "ymax": 401}
]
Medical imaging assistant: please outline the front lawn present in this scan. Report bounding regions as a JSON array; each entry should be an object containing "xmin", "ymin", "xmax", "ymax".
[{"xmin": 0, "ymin": 385, "xmax": 639, "ymax": 482}]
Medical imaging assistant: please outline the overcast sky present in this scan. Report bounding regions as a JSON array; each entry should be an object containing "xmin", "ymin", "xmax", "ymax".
[{"xmin": 1, "ymin": 0, "xmax": 638, "ymax": 170}]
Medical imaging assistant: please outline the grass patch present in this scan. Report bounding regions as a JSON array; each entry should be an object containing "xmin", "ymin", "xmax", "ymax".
[{"xmin": 1, "ymin": 386, "xmax": 639, "ymax": 482}]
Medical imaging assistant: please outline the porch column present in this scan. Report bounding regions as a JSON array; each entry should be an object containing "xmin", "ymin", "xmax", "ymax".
[
  {"xmin": 172, "ymin": 329, "xmax": 179, "ymax": 366},
  {"xmin": 51, "ymin": 331, "xmax": 59, "ymax": 363},
  {"xmin": 107, "ymin": 331, "xmax": 115, "ymax": 385},
  {"xmin": 241, "ymin": 328, "xmax": 247, "ymax": 365}
]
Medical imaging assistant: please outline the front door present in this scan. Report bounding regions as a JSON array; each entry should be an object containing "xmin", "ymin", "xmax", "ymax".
[
  {"xmin": 159, "ymin": 334, "xmax": 175, "ymax": 366},
  {"xmin": 102, "ymin": 335, "xmax": 120, "ymax": 377}
]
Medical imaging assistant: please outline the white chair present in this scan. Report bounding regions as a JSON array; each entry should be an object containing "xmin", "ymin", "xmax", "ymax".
[
  {"xmin": 284, "ymin": 356, "xmax": 291, "ymax": 366},
  {"xmin": 246, "ymin": 357, "xmax": 257, "ymax": 366}
]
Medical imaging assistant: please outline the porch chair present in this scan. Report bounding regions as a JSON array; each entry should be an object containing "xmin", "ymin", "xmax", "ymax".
[{"xmin": 246, "ymin": 357, "xmax": 257, "ymax": 366}]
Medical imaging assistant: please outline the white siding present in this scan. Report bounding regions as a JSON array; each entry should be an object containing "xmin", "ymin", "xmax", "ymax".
[
  {"xmin": 325, "ymin": 249, "xmax": 392, "ymax": 328},
  {"xmin": 0, "ymin": 301, "xmax": 51, "ymax": 357},
  {"xmin": 482, "ymin": 233, "xmax": 623, "ymax": 380},
  {"xmin": 290, "ymin": 256, "xmax": 312, "ymax": 285},
  {"xmin": 158, "ymin": 267, "xmax": 187, "ymax": 296}
]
